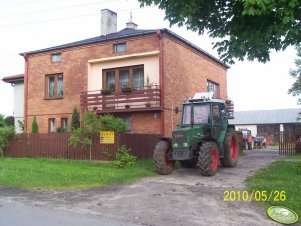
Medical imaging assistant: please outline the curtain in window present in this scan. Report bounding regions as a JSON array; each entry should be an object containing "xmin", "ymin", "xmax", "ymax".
[
  {"xmin": 133, "ymin": 68, "xmax": 144, "ymax": 89},
  {"xmin": 106, "ymin": 71, "xmax": 115, "ymax": 90},
  {"xmin": 48, "ymin": 77, "xmax": 55, "ymax": 97},
  {"xmin": 57, "ymin": 75, "xmax": 64, "ymax": 96},
  {"xmin": 119, "ymin": 70, "xmax": 129, "ymax": 87}
]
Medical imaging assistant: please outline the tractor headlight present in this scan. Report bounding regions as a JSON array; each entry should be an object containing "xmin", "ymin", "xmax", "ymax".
[
  {"xmin": 183, "ymin": 142, "xmax": 188, "ymax": 147},
  {"xmin": 173, "ymin": 143, "xmax": 178, "ymax": 147}
]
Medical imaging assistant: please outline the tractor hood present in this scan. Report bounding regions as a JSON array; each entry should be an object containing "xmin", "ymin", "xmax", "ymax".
[{"xmin": 172, "ymin": 126, "xmax": 207, "ymax": 149}]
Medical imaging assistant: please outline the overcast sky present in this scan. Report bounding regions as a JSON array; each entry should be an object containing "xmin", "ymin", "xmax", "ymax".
[{"xmin": 0, "ymin": 0, "xmax": 299, "ymax": 117}]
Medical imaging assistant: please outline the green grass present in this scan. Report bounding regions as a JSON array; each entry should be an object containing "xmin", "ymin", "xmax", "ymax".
[
  {"xmin": 0, "ymin": 158, "xmax": 155, "ymax": 190},
  {"xmin": 246, "ymin": 154, "xmax": 301, "ymax": 222}
]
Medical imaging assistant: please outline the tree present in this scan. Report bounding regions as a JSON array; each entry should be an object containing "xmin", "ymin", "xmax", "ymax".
[
  {"xmin": 4, "ymin": 116, "xmax": 14, "ymax": 127},
  {"xmin": 71, "ymin": 107, "xmax": 80, "ymax": 130},
  {"xmin": 139, "ymin": 0, "xmax": 301, "ymax": 64},
  {"xmin": 69, "ymin": 113, "xmax": 127, "ymax": 160},
  {"xmin": 288, "ymin": 45, "xmax": 301, "ymax": 106},
  {"xmin": 0, "ymin": 115, "xmax": 5, "ymax": 128},
  {"xmin": 31, "ymin": 116, "xmax": 39, "ymax": 133}
]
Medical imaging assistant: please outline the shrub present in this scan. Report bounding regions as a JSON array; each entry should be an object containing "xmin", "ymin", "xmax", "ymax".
[
  {"xmin": 56, "ymin": 127, "xmax": 67, "ymax": 133},
  {"xmin": 100, "ymin": 114, "xmax": 127, "ymax": 133},
  {"xmin": 0, "ymin": 126, "xmax": 15, "ymax": 158},
  {"xmin": 31, "ymin": 116, "xmax": 39, "ymax": 133},
  {"xmin": 114, "ymin": 145, "xmax": 137, "ymax": 168},
  {"xmin": 71, "ymin": 107, "xmax": 80, "ymax": 130}
]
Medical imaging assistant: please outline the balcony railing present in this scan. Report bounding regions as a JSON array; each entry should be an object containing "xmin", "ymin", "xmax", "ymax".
[{"xmin": 80, "ymin": 85, "xmax": 161, "ymax": 114}]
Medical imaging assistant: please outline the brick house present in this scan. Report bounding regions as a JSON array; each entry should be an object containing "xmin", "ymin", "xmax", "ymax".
[{"xmin": 20, "ymin": 9, "xmax": 229, "ymax": 136}]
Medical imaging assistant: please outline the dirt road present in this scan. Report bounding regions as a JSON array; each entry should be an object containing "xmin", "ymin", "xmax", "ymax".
[{"xmin": 0, "ymin": 150, "xmax": 282, "ymax": 226}]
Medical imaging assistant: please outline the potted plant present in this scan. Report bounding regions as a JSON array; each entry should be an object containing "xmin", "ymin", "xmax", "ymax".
[
  {"xmin": 121, "ymin": 83, "xmax": 132, "ymax": 93},
  {"xmin": 145, "ymin": 75, "xmax": 153, "ymax": 89},
  {"xmin": 101, "ymin": 88, "xmax": 112, "ymax": 95}
]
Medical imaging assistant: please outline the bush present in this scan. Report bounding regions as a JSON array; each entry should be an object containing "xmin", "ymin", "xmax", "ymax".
[
  {"xmin": 0, "ymin": 126, "xmax": 15, "ymax": 158},
  {"xmin": 100, "ymin": 114, "xmax": 127, "ymax": 133},
  {"xmin": 4, "ymin": 116, "xmax": 14, "ymax": 127},
  {"xmin": 56, "ymin": 127, "xmax": 67, "ymax": 133},
  {"xmin": 31, "ymin": 116, "xmax": 39, "ymax": 133},
  {"xmin": 114, "ymin": 145, "xmax": 137, "ymax": 168}
]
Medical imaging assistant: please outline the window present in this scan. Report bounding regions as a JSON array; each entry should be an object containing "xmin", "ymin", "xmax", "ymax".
[
  {"xmin": 207, "ymin": 80, "xmax": 220, "ymax": 98},
  {"xmin": 61, "ymin": 118, "xmax": 68, "ymax": 129},
  {"xmin": 119, "ymin": 69, "xmax": 129, "ymax": 88},
  {"xmin": 118, "ymin": 115, "xmax": 131, "ymax": 131},
  {"xmin": 48, "ymin": 118, "xmax": 56, "ymax": 132},
  {"xmin": 113, "ymin": 43, "xmax": 126, "ymax": 53},
  {"xmin": 102, "ymin": 65, "xmax": 144, "ymax": 92},
  {"xmin": 182, "ymin": 104, "xmax": 191, "ymax": 126},
  {"xmin": 46, "ymin": 74, "xmax": 64, "ymax": 98},
  {"xmin": 133, "ymin": 68, "xmax": 144, "ymax": 90},
  {"xmin": 51, "ymin": 53, "xmax": 61, "ymax": 62},
  {"xmin": 106, "ymin": 71, "xmax": 115, "ymax": 90},
  {"xmin": 193, "ymin": 104, "xmax": 210, "ymax": 124}
]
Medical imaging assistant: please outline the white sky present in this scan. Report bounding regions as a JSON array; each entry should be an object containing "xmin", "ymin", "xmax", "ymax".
[{"xmin": 0, "ymin": 0, "xmax": 299, "ymax": 117}]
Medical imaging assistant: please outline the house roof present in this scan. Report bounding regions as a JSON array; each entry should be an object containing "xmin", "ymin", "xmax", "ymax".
[
  {"xmin": 229, "ymin": 108, "xmax": 301, "ymax": 125},
  {"xmin": 2, "ymin": 74, "xmax": 24, "ymax": 83},
  {"xmin": 20, "ymin": 28, "xmax": 228, "ymax": 68}
]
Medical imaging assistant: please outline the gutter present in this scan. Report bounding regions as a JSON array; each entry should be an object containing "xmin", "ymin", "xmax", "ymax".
[
  {"xmin": 157, "ymin": 29, "xmax": 165, "ymax": 136},
  {"xmin": 23, "ymin": 54, "xmax": 29, "ymax": 131}
]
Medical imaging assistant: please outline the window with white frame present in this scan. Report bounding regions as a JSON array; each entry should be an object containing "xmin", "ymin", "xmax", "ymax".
[
  {"xmin": 207, "ymin": 80, "xmax": 220, "ymax": 98},
  {"xmin": 51, "ymin": 53, "xmax": 61, "ymax": 62}
]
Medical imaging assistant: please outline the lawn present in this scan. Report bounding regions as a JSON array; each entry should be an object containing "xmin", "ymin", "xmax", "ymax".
[
  {"xmin": 0, "ymin": 158, "xmax": 155, "ymax": 190},
  {"xmin": 246, "ymin": 154, "xmax": 301, "ymax": 223}
]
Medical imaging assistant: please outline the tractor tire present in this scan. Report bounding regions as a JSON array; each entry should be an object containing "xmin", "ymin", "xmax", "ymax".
[
  {"xmin": 197, "ymin": 142, "xmax": 219, "ymax": 176},
  {"xmin": 221, "ymin": 128, "xmax": 239, "ymax": 167},
  {"xmin": 153, "ymin": 140, "xmax": 175, "ymax": 175},
  {"xmin": 179, "ymin": 158, "xmax": 198, "ymax": 168}
]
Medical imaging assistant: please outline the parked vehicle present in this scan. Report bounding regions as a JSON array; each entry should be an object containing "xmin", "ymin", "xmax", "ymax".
[
  {"xmin": 253, "ymin": 136, "xmax": 267, "ymax": 149},
  {"xmin": 153, "ymin": 92, "xmax": 238, "ymax": 176}
]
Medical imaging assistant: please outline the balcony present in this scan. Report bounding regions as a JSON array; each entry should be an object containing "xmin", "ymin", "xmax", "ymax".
[{"xmin": 80, "ymin": 85, "xmax": 162, "ymax": 114}]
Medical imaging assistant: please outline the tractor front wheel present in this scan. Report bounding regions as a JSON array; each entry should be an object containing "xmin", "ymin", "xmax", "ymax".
[
  {"xmin": 153, "ymin": 140, "xmax": 175, "ymax": 175},
  {"xmin": 197, "ymin": 142, "xmax": 219, "ymax": 176},
  {"xmin": 221, "ymin": 128, "xmax": 238, "ymax": 167}
]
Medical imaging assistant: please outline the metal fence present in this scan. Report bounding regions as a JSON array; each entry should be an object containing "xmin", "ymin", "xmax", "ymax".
[
  {"xmin": 279, "ymin": 132, "xmax": 301, "ymax": 155},
  {"xmin": 4, "ymin": 133, "xmax": 161, "ymax": 160}
]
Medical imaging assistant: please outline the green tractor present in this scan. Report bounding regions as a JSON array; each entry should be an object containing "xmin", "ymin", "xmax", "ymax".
[{"xmin": 154, "ymin": 92, "xmax": 238, "ymax": 176}]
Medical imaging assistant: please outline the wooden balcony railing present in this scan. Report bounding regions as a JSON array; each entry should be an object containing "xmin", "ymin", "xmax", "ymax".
[{"xmin": 80, "ymin": 85, "xmax": 161, "ymax": 114}]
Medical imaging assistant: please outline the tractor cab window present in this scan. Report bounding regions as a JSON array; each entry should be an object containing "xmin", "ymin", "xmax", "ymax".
[
  {"xmin": 193, "ymin": 104, "xmax": 210, "ymax": 124},
  {"xmin": 182, "ymin": 104, "xmax": 191, "ymax": 126}
]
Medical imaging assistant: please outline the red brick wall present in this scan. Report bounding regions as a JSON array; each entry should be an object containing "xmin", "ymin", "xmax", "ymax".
[
  {"xmin": 162, "ymin": 35, "xmax": 228, "ymax": 136},
  {"xmin": 26, "ymin": 34, "xmax": 159, "ymax": 133},
  {"xmin": 131, "ymin": 112, "xmax": 161, "ymax": 134}
]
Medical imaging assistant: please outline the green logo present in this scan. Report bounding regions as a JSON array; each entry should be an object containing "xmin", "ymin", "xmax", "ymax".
[{"xmin": 267, "ymin": 206, "xmax": 299, "ymax": 225}]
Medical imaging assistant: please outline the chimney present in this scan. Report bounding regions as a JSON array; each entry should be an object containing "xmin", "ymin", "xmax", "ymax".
[
  {"xmin": 101, "ymin": 9, "xmax": 117, "ymax": 36},
  {"xmin": 126, "ymin": 22, "xmax": 138, "ymax": 29}
]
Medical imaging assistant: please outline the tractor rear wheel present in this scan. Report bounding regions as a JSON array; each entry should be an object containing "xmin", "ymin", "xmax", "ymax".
[
  {"xmin": 221, "ymin": 128, "xmax": 238, "ymax": 167},
  {"xmin": 179, "ymin": 158, "xmax": 198, "ymax": 168},
  {"xmin": 153, "ymin": 140, "xmax": 175, "ymax": 175},
  {"xmin": 197, "ymin": 142, "xmax": 219, "ymax": 176}
]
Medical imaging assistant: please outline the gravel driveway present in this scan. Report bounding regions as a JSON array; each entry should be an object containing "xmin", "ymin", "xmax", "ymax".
[{"xmin": 0, "ymin": 149, "xmax": 283, "ymax": 226}]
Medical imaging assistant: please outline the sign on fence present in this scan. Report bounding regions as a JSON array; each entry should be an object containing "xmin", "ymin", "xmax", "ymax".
[{"xmin": 100, "ymin": 131, "xmax": 115, "ymax": 144}]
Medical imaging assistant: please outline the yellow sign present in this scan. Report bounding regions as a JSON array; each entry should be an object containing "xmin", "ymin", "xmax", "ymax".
[{"xmin": 100, "ymin": 131, "xmax": 115, "ymax": 144}]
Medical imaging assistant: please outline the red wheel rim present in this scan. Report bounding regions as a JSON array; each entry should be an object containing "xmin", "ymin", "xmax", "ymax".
[
  {"xmin": 230, "ymin": 136, "xmax": 238, "ymax": 160},
  {"xmin": 211, "ymin": 149, "xmax": 218, "ymax": 170}
]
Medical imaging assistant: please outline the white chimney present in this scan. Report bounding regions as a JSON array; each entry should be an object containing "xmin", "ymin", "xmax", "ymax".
[
  {"xmin": 126, "ymin": 22, "xmax": 137, "ymax": 29},
  {"xmin": 101, "ymin": 9, "xmax": 117, "ymax": 36}
]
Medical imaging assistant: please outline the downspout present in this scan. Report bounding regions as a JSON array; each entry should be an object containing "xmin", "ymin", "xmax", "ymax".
[
  {"xmin": 23, "ymin": 54, "xmax": 29, "ymax": 132},
  {"xmin": 157, "ymin": 29, "xmax": 165, "ymax": 136}
]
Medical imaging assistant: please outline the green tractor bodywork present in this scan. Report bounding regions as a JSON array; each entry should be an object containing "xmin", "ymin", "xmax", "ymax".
[{"xmin": 153, "ymin": 93, "xmax": 238, "ymax": 176}]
